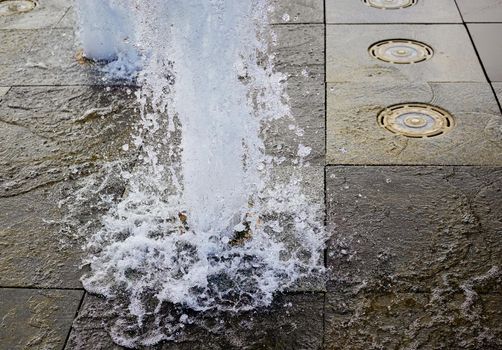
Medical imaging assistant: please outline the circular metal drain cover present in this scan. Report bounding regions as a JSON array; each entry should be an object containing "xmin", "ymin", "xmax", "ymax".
[
  {"xmin": 363, "ymin": 0, "xmax": 417, "ymax": 9},
  {"xmin": 369, "ymin": 39, "xmax": 433, "ymax": 64},
  {"xmin": 0, "ymin": 0, "xmax": 36, "ymax": 15},
  {"xmin": 378, "ymin": 103, "xmax": 454, "ymax": 138}
]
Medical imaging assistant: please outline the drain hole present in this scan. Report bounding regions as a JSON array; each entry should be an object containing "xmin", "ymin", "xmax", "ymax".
[
  {"xmin": 377, "ymin": 103, "xmax": 455, "ymax": 138},
  {"xmin": 369, "ymin": 39, "xmax": 433, "ymax": 64},
  {"xmin": 363, "ymin": 0, "xmax": 417, "ymax": 10},
  {"xmin": 0, "ymin": 0, "xmax": 36, "ymax": 15}
]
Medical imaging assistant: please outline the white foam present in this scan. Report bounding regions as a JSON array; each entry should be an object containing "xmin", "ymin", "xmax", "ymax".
[{"xmin": 75, "ymin": 0, "xmax": 325, "ymax": 347}]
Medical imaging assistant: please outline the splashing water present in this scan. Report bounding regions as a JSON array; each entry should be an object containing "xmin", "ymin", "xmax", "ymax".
[{"xmin": 75, "ymin": 0, "xmax": 325, "ymax": 347}]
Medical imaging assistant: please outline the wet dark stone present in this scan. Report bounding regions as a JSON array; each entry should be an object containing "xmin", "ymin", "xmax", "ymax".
[
  {"xmin": 0, "ymin": 85, "xmax": 138, "ymax": 197},
  {"xmin": 0, "ymin": 288, "xmax": 83, "ymax": 350},
  {"xmin": 265, "ymin": 24, "xmax": 325, "ymax": 165},
  {"xmin": 325, "ymin": 291, "xmax": 502, "ymax": 350},
  {"xmin": 326, "ymin": 166, "xmax": 502, "ymax": 294},
  {"xmin": 66, "ymin": 292, "xmax": 324, "ymax": 350}
]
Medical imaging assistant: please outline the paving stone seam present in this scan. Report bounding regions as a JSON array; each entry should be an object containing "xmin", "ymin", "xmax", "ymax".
[
  {"xmin": 322, "ymin": 1, "xmax": 328, "ymax": 347},
  {"xmin": 0, "ymin": 286, "xmax": 85, "ymax": 291},
  {"xmin": 454, "ymin": 0, "xmax": 502, "ymax": 114},
  {"xmin": 63, "ymin": 291, "xmax": 87, "ymax": 350}
]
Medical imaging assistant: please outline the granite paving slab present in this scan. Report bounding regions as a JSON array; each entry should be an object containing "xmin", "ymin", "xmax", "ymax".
[
  {"xmin": 494, "ymin": 82, "xmax": 502, "ymax": 105},
  {"xmin": 0, "ymin": 0, "xmax": 70, "ymax": 30},
  {"xmin": 468, "ymin": 23, "xmax": 502, "ymax": 82},
  {"xmin": 327, "ymin": 24, "xmax": 485, "ymax": 83},
  {"xmin": 456, "ymin": 0, "xmax": 502, "ymax": 23},
  {"xmin": 327, "ymin": 0, "xmax": 461, "ymax": 24},
  {"xmin": 0, "ymin": 86, "xmax": 9, "ymax": 97},
  {"xmin": 326, "ymin": 82, "xmax": 502, "ymax": 165},
  {"xmin": 266, "ymin": 24, "xmax": 325, "ymax": 165},
  {"xmin": 0, "ymin": 288, "xmax": 83, "ymax": 350},
  {"xmin": 0, "ymin": 29, "xmax": 113, "ymax": 86},
  {"xmin": 271, "ymin": 0, "xmax": 324, "ymax": 24},
  {"xmin": 324, "ymin": 290, "xmax": 502, "ymax": 349},
  {"xmin": 66, "ymin": 293, "xmax": 324, "ymax": 350},
  {"xmin": 326, "ymin": 166, "xmax": 502, "ymax": 294},
  {"xmin": 0, "ymin": 85, "xmax": 137, "ymax": 197}
]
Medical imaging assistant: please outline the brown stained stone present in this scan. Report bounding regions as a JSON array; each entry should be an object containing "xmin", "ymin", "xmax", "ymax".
[
  {"xmin": 456, "ymin": 0, "xmax": 502, "ymax": 23},
  {"xmin": 0, "ymin": 288, "xmax": 83, "ymax": 350},
  {"xmin": 66, "ymin": 293, "xmax": 324, "ymax": 350},
  {"xmin": 270, "ymin": 0, "xmax": 324, "ymax": 24},
  {"xmin": 325, "ymin": 291, "xmax": 502, "ymax": 350},
  {"xmin": 267, "ymin": 25, "xmax": 325, "ymax": 165},
  {"xmin": 326, "ymin": 166, "xmax": 502, "ymax": 294},
  {"xmin": 327, "ymin": 82, "xmax": 502, "ymax": 166},
  {"xmin": 327, "ymin": 0, "xmax": 462, "ymax": 24},
  {"xmin": 326, "ymin": 25, "xmax": 485, "ymax": 84},
  {"xmin": 0, "ymin": 0, "xmax": 70, "ymax": 30},
  {"xmin": 0, "ymin": 86, "xmax": 137, "ymax": 197}
]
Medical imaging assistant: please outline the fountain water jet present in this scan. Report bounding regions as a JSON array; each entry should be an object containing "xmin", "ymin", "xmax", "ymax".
[{"xmin": 74, "ymin": 0, "xmax": 325, "ymax": 347}]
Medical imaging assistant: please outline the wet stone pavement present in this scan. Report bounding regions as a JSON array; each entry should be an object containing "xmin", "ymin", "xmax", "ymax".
[{"xmin": 0, "ymin": 1, "xmax": 501, "ymax": 350}]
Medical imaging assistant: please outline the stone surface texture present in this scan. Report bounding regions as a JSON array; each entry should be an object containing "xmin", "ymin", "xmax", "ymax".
[
  {"xmin": 268, "ymin": 25, "xmax": 325, "ymax": 165},
  {"xmin": 326, "ymin": 166, "xmax": 502, "ymax": 293},
  {"xmin": 324, "ymin": 166, "xmax": 502, "ymax": 349},
  {"xmin": 0, "ymin": 86, "xmax": 137, "ymax": 197},
  {"xmin": 494, "ymin": 82, "xmax": 502, "ymax": 104},
  {"xmin": 0, "ymin": 29, "xmax": 115, "ymax": 86},
  {"xmin": 0, "ymin": 0, "xmax": 70, "ymax": 30},
  {"xmin": 327, "ymin": 0, "xmax": 461, "ymax": 24},
  {"xmin": 468, "ymin": 23, "xmax": 502, "ymax": 82},
  {"xmin": 0, "ymin": 86, "xmax": 9, "ymax": 97},
  {"xmin": 66, "ymin": 293, "xmax": 324, "ymax": 350},
  {"xmin": 456, "ymin": 0, "xmax": 502, "ymax": 22},
  {"xmin": 0, "ymin": 288, "xmax": 83, "ymax": 350},
  {"xmin": 326, "ymin": 82, "xmax": 502, "ymax": 165},
  {"xmin": 271, "ymin": 0, "xmax": 324, "ymax": 24},
  {"xmin": 326, "ymin": 24, "xmax": 485, "ymax": 84}
]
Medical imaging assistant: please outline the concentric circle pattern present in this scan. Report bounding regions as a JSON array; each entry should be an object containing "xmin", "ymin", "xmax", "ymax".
[
  {"xmin": 378, "ymin": 103, "xmax": 455, "ymax": 138},
  {"xmin": 363, "ymin": 0, "xmax": 417, "ymax": 10},
  {"xmin": 369, "ymin": 39, "xmax": 433, "ymax": 64}
]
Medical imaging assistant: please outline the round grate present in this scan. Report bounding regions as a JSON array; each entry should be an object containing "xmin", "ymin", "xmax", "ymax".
[
  {"xmin": 0, "ymin": 0, "xmax": 36, "ymax": 15},
  {"xmin": 369, "ymin": 39, "xmax": 433, "ymax": 64},
  {"xmin": 377, "ymin": 103, "xmax": 455, "ymax": 138},
  {"xmin": 363, "ymin": 0, "xmax": 417, "ymax": 10}
]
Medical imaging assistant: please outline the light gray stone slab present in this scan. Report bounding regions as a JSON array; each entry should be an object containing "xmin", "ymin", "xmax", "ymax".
[
  {"xmin": 326, "ymin": 166, "xmax": 502, "ymax": 294},
  {"xmin": 55, "ymin": 5, "xmax": 74, "ymax": 28},
  {"xmin": 0, "ymin": 86, "xmax": 9, "ymax": 97},
  {"xmin": 0, "ymin": 0, "xmax": 70, "ymax": 30},
  {"xmin": 327, "ymin": 82, "xmax": 502, "ymax": 165},
  {"xmin": 270, "ymin": 0, "xmax": 324, "ymax": 24},
  {"xmin": 327, "ymin": 24, "xmax": 486, "ymax": 83},
  {"xmin": 457, "ymin": 0, "xmax": 502, "ymax": 23},
  {"xmin": 468, "ymin": 23, "xmax": 502, "ymax": 82},
  {"xmin": 0, "ymin": 29, "xmax": 111, "ymax": 86},
  {"xmin": 325, "ymin": 291, "xmax": 502, "ymax": 349},
  {"xmin": 66, "ymin": 292, "xmax": 324, "ymax": 350},
  {"xmin": 0, "ymin": 288, "xmax": 83, "ymax": 350},
  {"xmin": 327, "ymin": 0, "xmax": 461, "ymax": 24},
  {"xmin": 494, "ymin": 82, "xmax": 502, "ymax": 105}
]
